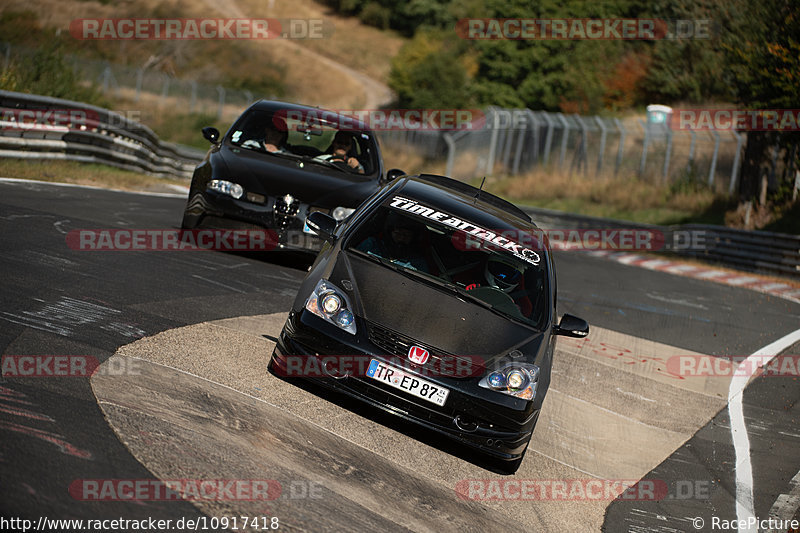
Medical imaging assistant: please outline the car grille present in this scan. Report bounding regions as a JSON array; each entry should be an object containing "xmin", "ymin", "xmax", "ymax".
[
  {"xmin": 366, "ymin": 321, "xmax": 478, "ymax": 377},
  {"xmin": 273, "ymin": 194, "xmax": 301, "ymax": 231},
  {"xmin": 367, "ymin": 321, "xmax": 450, "ymax": 357}
]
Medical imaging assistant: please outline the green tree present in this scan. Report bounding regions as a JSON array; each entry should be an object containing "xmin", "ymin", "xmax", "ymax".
[
  {"xmin": 719, "ymin": 0, "xmax": 800, "ymax": 201},
  {"xmin": 389, "ymin": 30, "xmax": 473, "ymax": 108}
]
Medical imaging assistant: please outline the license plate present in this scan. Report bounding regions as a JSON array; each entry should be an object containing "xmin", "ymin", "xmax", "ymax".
[{"xmin": 366, "ymin": 359, "xmax": 449, "ymax": 407}]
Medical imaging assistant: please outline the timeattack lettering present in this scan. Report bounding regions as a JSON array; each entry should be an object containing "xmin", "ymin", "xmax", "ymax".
[{"xmin": 388, "ymin": 196, "xmax": 541, "ymax": 265}]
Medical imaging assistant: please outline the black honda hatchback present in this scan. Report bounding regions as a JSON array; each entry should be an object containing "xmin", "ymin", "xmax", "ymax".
[{"xmin": 269, "ymin": 173, "xmax": 589, "ymax": 472}]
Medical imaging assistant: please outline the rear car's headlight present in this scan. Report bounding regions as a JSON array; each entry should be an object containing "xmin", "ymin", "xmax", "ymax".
[
  {"xmin": 479, "ymin": 363, "xmax": 539, "ymax": 400},
  {"xmin": 208, "ymin": 179, "xmax": 244, "ymax": 199},
  {"xmin": 331, "ymin": 207, "xmax": 355, "ymax": 221},
  {"xmin": 305, "ymin": 279, "xmax": 357, "ymax": 335}
]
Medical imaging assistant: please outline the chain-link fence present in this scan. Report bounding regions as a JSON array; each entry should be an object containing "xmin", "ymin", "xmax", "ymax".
[
  {"xmin": 3, "ymin": 41, "xmax": 767, "ymax": 193},
  {"xmin": 379, "ymin": 107, "xmax": 748, "ymax": 193},
  {"xmin": 2, "ymin": 42, "xmax": 271, "ymax": 121}
]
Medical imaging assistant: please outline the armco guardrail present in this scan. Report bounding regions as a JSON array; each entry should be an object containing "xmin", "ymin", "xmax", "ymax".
[
  {"xmin": 522, "ymin": 206, "xmax": 800, "ymax": 280},
  {"xmin": 0, "ymin": 90, "xmax": 204, "ymax": 178},
  {"xmin": 679, "ymin": 224, "xmax": 800, "ymax": 278}
]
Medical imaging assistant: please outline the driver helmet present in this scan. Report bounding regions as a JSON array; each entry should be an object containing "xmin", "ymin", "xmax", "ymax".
[{"xmin": 485, "ymin": 255, "xmax": 525, "ymax": 293}]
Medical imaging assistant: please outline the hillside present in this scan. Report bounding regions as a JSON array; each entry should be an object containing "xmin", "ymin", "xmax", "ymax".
[{"xmin": 0, "ymin": 0, "xmax": 404, "ymax": 109}]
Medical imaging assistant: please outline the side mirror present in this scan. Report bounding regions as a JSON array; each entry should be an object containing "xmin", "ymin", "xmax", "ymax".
[
  {"xmin": 383, "ymin": 168, "xmax": 406, "ymax": 183},
  {"xmin": 306, "ymin": 212, "xmax": 338, "ymax": 242},
  {"xmin": 554, "ymin": 314, "xmax": 589, "ymax": 338},
  {"xmin": 202, "ymin": 127, "xmax": 220, "ymax": 144}
]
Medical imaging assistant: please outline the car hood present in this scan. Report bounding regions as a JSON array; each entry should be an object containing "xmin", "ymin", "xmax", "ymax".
[
  {"xmin": 335, "ymin": 252, "xmax": 545, "ymax": 363},
  {"xmin": 217, "ymin": 145, "xmax": 378, "ymax": 207}
]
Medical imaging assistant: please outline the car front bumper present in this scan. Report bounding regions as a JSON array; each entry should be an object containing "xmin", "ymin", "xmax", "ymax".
[
  {"xmin": 191, "ymin": 190, "xmax": 326, "ymax": 252},
  {"xmin": 268, "ymin": 310, "xmax": 540, "ymax": 462}
]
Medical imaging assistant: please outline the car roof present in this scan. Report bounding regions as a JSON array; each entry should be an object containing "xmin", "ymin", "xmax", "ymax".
[
  {"xmin": 249, "ymin": 100, "xmax": 373, "ymax": 133},
  {"xmin": 391, "ymin": 174, "xmax": 536, "ymax": 232}
]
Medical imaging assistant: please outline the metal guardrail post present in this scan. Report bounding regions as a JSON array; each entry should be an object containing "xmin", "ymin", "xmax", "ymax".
[
  {"xmin": 527, "ymin": 110, "xmax": 540, "ymax": 166},
  {"xmin": 135, "ymin": 69, "xmax": 143, "ymax": 102},
  {"xmin": 687, "ymin": 130, "xmax": 697, "ymax": 172},
  {"xmin": 663, "ymin": 128, "xmax": 673, "ymax": 182},
  {"xmin": 729, "ymin": 131, "xmax": 745, "ymax": 195},
  {"xmin": 574, "ymin": 114, "xmax": 588, "ymax": 176},
  {"xmin": 638, "ymin": 119, "xmax": 649, "ymax": 176},
  {"xmin": 512, "ymin": 112, "xmax": 527, "ymax": 175},
  {"xmin": 768, "ymin": 141, "xmax": 780, "ymax": 192},
  {"xmin": 501, "ymin": 112, "xmax": 515, "ymax": 170},
  {"xmin": 557, "ymin": 113, "xmax": 569, "ymax": 169},
  {"xmin": 101, "ymin": 66, "xmax": 111, "ymax": 94},
  {"xmin": 787, "ymin": 142, "xmax": 798, "ymax": 202},
  {"xmin": 216, "ymin": 85, "xmax": 226, "ymax": 120},
  {"xmin": 190, "ymin": 81, "xmax": 197, "ymax": 113},
  {"xmin": 444, "ymin": 132, "xmax": 456, "ymax": 178},
  {"xmin": 485, "ymin": 108, "xmax": 500, "ymax": 176},
  {"xmin": 595, "ymin": 116, "xmax": 607, "ymax": 176},
  {"xmin": 496, "ymin": 124, "xmax": 508, "ymax": 171},
  {"xmin": 707, "ymin": 131, "xmax": 720, "ymax": 187},
  {"xmin": 614, "ymin": 118, "xmax": 625, "ymax": 176},
  {"xmin": 542, "ymin": 112, "xmax": 555, "ymax": 166},
  {"xmin": 160, "ymin": 75, "xmax": 171, "ymax": 106}
]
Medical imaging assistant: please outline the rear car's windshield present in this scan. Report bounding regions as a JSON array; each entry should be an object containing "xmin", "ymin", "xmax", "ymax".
[
  {"xmin": 346, "ymin": 204, "xmax": 549, "ymax": 329},
  {"xmin": 228, "ymin": 109, "xmax": 379, "ymax": 175}
]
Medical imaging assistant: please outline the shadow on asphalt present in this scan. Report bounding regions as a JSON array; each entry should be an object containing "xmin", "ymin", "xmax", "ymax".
[{"xmin": 267, "ymin": 366, "xmax": 521, "ymax": 476}]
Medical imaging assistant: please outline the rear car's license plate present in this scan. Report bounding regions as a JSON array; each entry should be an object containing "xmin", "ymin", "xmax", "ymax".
[{"xmin": 366, "ymin": 359, "xmax": 449, "ymax": 407}]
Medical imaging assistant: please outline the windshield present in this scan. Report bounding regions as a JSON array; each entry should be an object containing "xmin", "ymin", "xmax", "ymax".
[
  {"xmin": 346, "ymin": 205, "xmax": 549, "ymax": 329},
  {"xmin": 228, "ymin": 109, "xmax": 378, "ymax": 175}
]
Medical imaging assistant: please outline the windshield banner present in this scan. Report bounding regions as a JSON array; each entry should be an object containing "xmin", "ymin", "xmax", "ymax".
[{"xmin": 388, "ymin": 196, "xmax": 541, "ymax": 265}]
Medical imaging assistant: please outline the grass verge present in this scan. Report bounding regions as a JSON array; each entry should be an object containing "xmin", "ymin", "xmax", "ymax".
[{"xmin": 0, "ymin": 158, "xmax": 190, "ymax": 194}]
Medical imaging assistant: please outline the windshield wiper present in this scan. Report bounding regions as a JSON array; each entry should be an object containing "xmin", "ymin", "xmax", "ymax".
[{"xmin": 266, "ymin": 151, "xmax": 305, "ymax": 162}]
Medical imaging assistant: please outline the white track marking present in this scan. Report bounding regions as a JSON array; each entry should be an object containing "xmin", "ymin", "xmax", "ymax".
[
  {"xmin": 0, "ymin": 176, "xmax": 187, "ymax": 198},
  {"xmin": 731, "ymin": 328, "xmax": 800, "ymax": 533}
]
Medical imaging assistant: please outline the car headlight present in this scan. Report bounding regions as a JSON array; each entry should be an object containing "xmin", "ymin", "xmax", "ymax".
[
  {"xmin": 479, "ymin": 363, "xmax": 539, "ymax": 400},
  {"xmin": 208, "ymin": 179, "xmax": 244, "ymax": 199},
  {"xmin": 331, "ymin": 207, "xmax": 355, "ymax": 221},
  {"xmin": 305, "ymin": 280, "xmax": 357, "ymax": 335}
]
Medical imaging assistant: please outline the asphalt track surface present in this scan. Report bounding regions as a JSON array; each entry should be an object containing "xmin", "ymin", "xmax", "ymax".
[{"xmin": 1, "ymin": 178, "xmax": 799, "ymax": 532}]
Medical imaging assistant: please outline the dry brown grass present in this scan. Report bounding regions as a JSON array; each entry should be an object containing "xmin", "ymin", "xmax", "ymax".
[
  {"xmin": 236, "ymin": 0, "xmax": 405, "ymax": 83},
  {"xmin": 3, "ymin": 0, "xmax": 405, "ymax": 109},
  {"xmin": 490, "ymin": 167, "xmax": 719, "ymax": 224}
]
